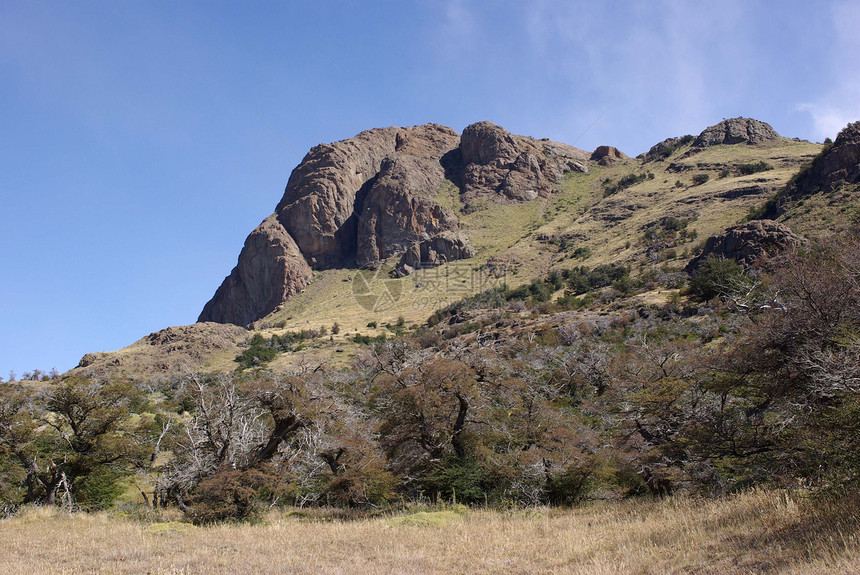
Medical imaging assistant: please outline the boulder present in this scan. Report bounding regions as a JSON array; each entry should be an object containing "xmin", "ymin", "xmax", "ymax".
[
  {"xmin": 198, "ymin": 215, "xmax": 312, "ymax": 326},
  {"xmin": 685, "ymin": 220, "xmax": 802, "ymax": 272},
  {"xmin": 590, "ymin": 145, "xmax": 627, "ymax": 166},
  {"xmin": 693, "ymin": 118, "xmax": 780, "ymax": 148},
  {"xmin": 200, "ymin": 122, "xmax": 588, "ymax": 325}
]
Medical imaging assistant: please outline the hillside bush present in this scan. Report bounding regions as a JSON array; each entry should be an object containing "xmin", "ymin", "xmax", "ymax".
[{"xmin": 687, "ymin": 256, "xmax": 747, "ymax": 301}]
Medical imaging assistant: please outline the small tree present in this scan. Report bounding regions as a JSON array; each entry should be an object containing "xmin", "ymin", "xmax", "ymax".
[
  {"xmin": 687, "ymin": 256, "xmax": 748, "ymax": 301},
  {"xmin": 0, "ymin": 376, "xmax": 147, "ymax": 508}
]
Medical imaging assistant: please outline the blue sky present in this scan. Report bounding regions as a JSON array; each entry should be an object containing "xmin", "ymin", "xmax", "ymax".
[{"xmin": 2, "ymin": 0, "xmax": 859, "ymax": 377}]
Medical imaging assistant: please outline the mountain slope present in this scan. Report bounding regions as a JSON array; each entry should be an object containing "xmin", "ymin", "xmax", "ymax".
[{"xmin": 71, "ymin": 117, "xmax": 837, "ymax": 377}]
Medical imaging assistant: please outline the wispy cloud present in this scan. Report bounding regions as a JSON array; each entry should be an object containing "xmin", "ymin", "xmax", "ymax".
[
  {"xmin": 797, "ymin": 0, "xmax": 860, "ymax": 140},
  {"xmin": 514, "ymin": 0, "xmax": 754, "ymax": 152}
]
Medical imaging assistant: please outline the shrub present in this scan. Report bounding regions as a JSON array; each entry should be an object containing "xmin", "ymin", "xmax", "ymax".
[
  {"xmin": 544, "ymin": 462, "xmax": 594, "ymax": 506},
  {"xmin": 318, "ymin": 460, "xmax": 397, "ymax": 507},
  {"xmin": 692, "ymin": 173, "xmax": 710, "ymax": 186},
  {"xmin": 74, "ymin": 468, "xmax": 126, "ymax": 511},
  {"xmin": 603, "ymin": 172, "xmax": 648, "ymax": 196},
  {"xmin": 352, "ymin": 333, "xmax": 387, "ymax": 345},
  {"xmin": 188, "ymin": 468, "xmax": 287, "ymax": 524},
  {"xmin": 654, "ymin": 134, "xmax": 694, "ymax": 159},
  {"xmin": 736, "ymin": 161, "xmax": 773, "ymax": 176},
  {"xmin": 687, "ymin": 256, "xmax": 747, "ymax": 301},
  {"xmin": 419, "ymin": 457, "xmax": 492, "ymax": 505}
]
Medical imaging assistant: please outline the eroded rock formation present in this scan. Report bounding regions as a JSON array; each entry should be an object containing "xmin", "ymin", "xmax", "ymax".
[
  {"xmin": 199, "ymin": 215, "xmax": 312, "ymax": 326},
  {"xmin": 460, "ymin": 121, "xmax": 588, "ymax": 202},
  {"xmin": 200, "ymin": 122, "xmax": 587, "ymax": 326},
  {"xmin": 791, "ymin": 121, "xmax": 860, "ymax": 195},
  {"xmin": 395, "ymin": 231, "xmax": 476, "ymax": 277},
  {"xmin": 591, "ymin": 145, "xmax": 627, "ymax": 166}
]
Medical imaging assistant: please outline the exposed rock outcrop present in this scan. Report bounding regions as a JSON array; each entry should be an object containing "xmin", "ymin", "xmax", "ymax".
[
  {"xmin": 790, "ymin": 121, "xmax": 860, "ymax": 195},
  {"xmin": 395, "ymin": 231, "xmax": 475, "ymax": 276},
  {"xmin": 275, "ymin": 124, "xmax": 461, "ymax": 269},
  {"xmin": 199, "ymin": 215, "xmax": 312, "ymax": 325},
  {"xmin": 460, "ymin": 121, "xmax": 587, "ymax": 202},
  {"xmin": 356, "ymin": 155, "xmax": 460, "ymax": 267},
  {"xmin": 642, "ymin": 135, "xmax": 694, "ymax": 161},
  {"xmin": 693, "ymin": 118, "xmax": 780, "ymax": 148},
  {"xmin": 686, "ymin": 220, "xmax": 802, "ymax": 272},
  {"xmin": 591, "ymin": 145, "xmax": 627, "ymax": 166},
  {"xmin": 200, "ymin": 122, "xmax": 588, "ymax": 326}
]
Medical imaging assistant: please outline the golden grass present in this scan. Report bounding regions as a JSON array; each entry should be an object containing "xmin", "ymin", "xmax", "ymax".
[{"xmin": 2, "ymin": 489, "xmax": 858, "ymax": 574}]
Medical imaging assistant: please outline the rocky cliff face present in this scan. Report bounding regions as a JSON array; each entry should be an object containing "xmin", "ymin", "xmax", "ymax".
[
  {"xmin": 200, "ymin": 122, "xmax": 588, "ymax": 326},
  {"xmin": 356, "ymin": 154, "xmax": 459, "ymax": 267},
  {"xmin": 460, "ymin": 121, "xmax": 588, "ymax": 202},
  {"xmin": 791, "ymin": 121, "xmax": 860, "ymax": 195},
  {"xmin": 199, "ymin": 215, "xmax": 312, "ymax": 326}
]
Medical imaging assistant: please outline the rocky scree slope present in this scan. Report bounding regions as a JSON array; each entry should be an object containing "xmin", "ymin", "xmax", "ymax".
[{"xmin": 199, "ymin": 122, "xmax": 588, "ymax": 326}]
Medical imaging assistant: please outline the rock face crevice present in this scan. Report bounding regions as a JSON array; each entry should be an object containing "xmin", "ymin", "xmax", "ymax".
[
  {"xmin": 356, "ymin": 155, "xmax": 460, "ymax": 267},
  {"xmin": 200, "ymin": 122, "xmax": 588, "ymax": 326}
]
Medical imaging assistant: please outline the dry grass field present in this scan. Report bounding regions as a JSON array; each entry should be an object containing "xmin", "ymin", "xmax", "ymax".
[{"xmin": 2, "ymin": 489, "xmax": 858, "ymax": 574}]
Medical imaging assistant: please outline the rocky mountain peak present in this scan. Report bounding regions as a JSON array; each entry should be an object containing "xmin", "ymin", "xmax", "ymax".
[
  {"xmin": 693, "ymin": 117, "xmax": 780, "ymax": 148},
  {"xmin": 200, "ymin": 122, "xmax": 587, "ymax": 326},
  {"xmin": 460, "ymin": 121, "xmax": 587, "ymax": 202}
]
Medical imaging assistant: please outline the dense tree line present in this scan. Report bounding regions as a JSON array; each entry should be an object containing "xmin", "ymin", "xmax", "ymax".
[{"xmin": 2, "ymin": 235, "xmax": 858, "ymax": 521}]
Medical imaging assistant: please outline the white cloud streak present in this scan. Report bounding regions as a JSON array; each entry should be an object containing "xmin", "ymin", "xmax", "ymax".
[{"xmin": 797, "ymin": 1, "xmax": 860, "ymax": 140}]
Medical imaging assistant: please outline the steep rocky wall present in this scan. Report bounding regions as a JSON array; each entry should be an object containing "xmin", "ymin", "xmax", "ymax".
[
  {"xmin": 198, "ymin": 215, "xmax": 312, "ymax": 325},
  {"xmin": 791, "ymin": 121, "xmax": 860, "ymax": 195},
  {"xmin": 200, "ymin": 122, "xmax": 588, "ymax": 326}
]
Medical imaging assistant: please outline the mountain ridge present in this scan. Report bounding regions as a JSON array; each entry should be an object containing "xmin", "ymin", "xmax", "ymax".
[{"xmin": 69, "ymin": 116, "xmax": 860, "ymax": 379}]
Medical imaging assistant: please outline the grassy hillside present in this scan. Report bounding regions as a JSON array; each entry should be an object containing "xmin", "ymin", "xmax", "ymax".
[
  {"xmin": 68, "ymin": 135, "xmax": 823, "ymax": 377},
  {"xmin": 249, "ymin": 137, "xmax": 821, "ymax": 338}
]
